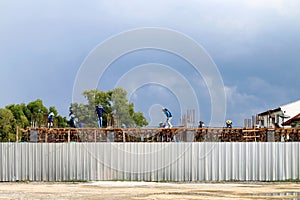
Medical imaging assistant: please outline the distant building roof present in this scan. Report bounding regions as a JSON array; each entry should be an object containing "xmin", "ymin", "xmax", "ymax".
[
  {"xmin": 258, "ymin": 100, "xmax": 300, "ymax": 118},
  {"xmin": 258, "ymin": 107, "xmax": 281, "ymax": 116},
  {"xmin": 282, "ymin": 113, "xmax": 300, "ymax": 126},
  {"xmin": 280, "ymin": 100, "xmax": 300, "ymax": 120}
]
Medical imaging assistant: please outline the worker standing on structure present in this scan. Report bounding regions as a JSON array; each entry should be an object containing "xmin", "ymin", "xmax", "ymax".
[
  {"xmin": 226, "ymin": 119, "xmax": 233, "ymax": 128},
  {"xmin": 162, "ymin": 107, "xmax": 173, "ymax": 128},
  {"xmin": 47, "ymin": 112, "xmax": 54, "ymax": 128},
  {"xmin": 69, "ymin": 114, "xmax": 77, "ymax": 128},
  {"xmin": 68, "ymin": 107, "xmax": 77, "ymax": 128},
  {"xmin": 95, "ymin": 104, "xmax": 107, "ymax": 128},
  {"xmin": 198, "ymin": 121, "xmax": 204, "ymax": 128}
]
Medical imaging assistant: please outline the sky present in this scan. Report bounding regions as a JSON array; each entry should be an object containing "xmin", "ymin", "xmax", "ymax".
[{"xmin": 0, "ymin": 0, "xmax": 299, "ymax": 127}]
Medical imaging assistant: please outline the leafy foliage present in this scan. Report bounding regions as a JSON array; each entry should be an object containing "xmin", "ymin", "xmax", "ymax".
[
  {"xmin": 111, "ymin": 88, "xmax": 134, "ymax": 127},
  {"xmin": 1, "ymin": 99, "xmax": 69, "ymax": 142},
  {"xmin": 26, "ymin": 99, "xmax": 48, "ymax": 127},
  {"xmin": 70, "ymin": 88, "xmax": 148, "ymax": 128},
  {"xmin": 0, "ymin": 108, "xmax": 16, "ymax": 142},
  {"xmin": 5, "ymin": 104, "xmax": 30, "ymax": 128}
]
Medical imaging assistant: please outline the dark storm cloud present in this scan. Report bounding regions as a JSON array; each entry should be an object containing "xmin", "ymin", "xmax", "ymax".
[{"xmin": 0, "ymin": 0, "xmax": 299, "ymax": 125}]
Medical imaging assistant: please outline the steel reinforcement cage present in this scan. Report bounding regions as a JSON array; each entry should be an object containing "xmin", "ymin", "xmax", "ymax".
[{"xmin": 19, "ymin": 127, "xmax": 300, "ymax": 143}]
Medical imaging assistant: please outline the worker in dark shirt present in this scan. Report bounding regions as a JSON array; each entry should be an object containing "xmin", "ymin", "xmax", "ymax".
[
  {"xmin": 226, "ymin": 119, "xmax": 233, "ymax": 128},
  {"xmin": 95, "ymin": 104, "xmax": 107, "ymax": 128}
]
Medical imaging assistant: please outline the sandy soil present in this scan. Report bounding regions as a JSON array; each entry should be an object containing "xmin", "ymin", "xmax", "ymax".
[{"xmin": 0, "ymin": 181, "xmax": 300, "ymax": 200}]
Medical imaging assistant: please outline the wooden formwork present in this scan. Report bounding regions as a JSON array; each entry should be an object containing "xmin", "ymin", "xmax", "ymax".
[{"xmin": 19, "ymin": 127, "xmax": 300, "ymax": 143}]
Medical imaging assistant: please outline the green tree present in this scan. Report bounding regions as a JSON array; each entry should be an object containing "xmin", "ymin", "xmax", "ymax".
[
  {"xmin": 129, "ymin": 103, "xmax": 148, "ymax": 127},
  {"xmin": 111, "ymin": 88, "xmax": 148, "ymax": 127},
  {"xmin": 56, "ymin": 115, "xmax": 68, "ymax": 128},
  {"xmin": 6, "ymin": 104, "xmax": 30, "ymax": 128},
  {"xmin": 69, "ymin": 102, "xmax": 94, "ymax": 127},
  {"xmin": 2, "ymin": 100, "xmax": 69, "ymax": 133},
  {"xmin": 20, "ymin": 103, "xmax": 31, "ymax": 122},
  {"xmin": 111, "ymin": 88, "xmax": 134, "ymax": 127},
  {"xmin": 49, "ymin": 106, "xmax": 58, "ymax": 116},
  {"xmin": 70, "ymin": 88, "xmax": 148, "ymax": 128},
  {"xmin": 27, "ymin": 99, "xmax": 48, "ymax": 127},
  {"xmin": 0, "ymin": 108, "xmax": 16, "ymax": 142}
]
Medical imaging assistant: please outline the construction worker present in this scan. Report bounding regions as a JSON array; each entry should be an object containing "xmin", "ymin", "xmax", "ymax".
[
  {"xmin": 162, "ymin": 107, "xmax": 173, "ymax": 128},
  {"xmin": 68, "ymin": 107, "xmax": 77, "ymax": 128},
  {"xmin": 47, "ymin": 112, "xmax": 54, "ymax": 128},
  {"xmin": 198, "ymin": 121, "xmax": 204, "ymax": 128},
  {"xmin": 68, "ymin": 114, "xmax": 77, "ymax": 128},
  {"xmin": 226, "ymin": 119, "xmax": 233, "ymax": 128},
  {"xmin": 95, "ymin": 104, "xmax": 107, "ymax": 128}
]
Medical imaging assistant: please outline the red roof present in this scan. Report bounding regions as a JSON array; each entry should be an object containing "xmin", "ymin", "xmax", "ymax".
[{"xmin": 282, "ymin": 113, "xmax": 300, "ymax": 126}]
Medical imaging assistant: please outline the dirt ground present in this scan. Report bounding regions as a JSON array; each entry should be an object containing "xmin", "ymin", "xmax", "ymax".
[{"xmin": 0, "ymin": 181, "xmax": 300, "ymax": 200}]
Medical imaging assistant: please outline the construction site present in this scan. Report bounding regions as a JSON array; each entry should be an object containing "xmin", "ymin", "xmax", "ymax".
[
  {"xmin": 19, "ymin": 127, "xmax": 300, "ymax": 143},
  {"xmin": 16, "ymin": 105, "xmax": 300, "ymax": 143}
]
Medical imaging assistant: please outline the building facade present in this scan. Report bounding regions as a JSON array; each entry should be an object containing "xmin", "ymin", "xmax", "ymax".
[{"xmin": 257, "ymin": 100, "xmax": 300, "ymax": 128}]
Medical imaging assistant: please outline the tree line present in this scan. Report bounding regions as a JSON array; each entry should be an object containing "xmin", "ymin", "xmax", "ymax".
[
  {"xmin": 0, "ymin": 99, "xmax": 67, "ymax": 142},
  {"xmin": 0, "ymin": 88, "xmax": 148, "ymax": 142}
]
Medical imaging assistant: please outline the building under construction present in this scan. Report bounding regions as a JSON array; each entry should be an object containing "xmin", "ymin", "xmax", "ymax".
[{"xmin": 19, "ymin": 127, "xmax": 300, "ymax": 143}]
